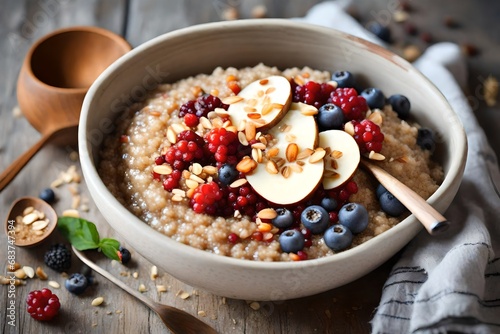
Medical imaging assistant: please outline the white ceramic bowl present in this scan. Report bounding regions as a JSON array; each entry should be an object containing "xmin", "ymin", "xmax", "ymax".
[{"xmin": 79, "ymin": 19, "xmax": 467, "ymax": 301}]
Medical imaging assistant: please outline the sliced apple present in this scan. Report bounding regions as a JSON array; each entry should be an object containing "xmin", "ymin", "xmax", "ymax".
[
  {"xmin": 226, "ymin": 76, "xmax": 292, "ymax": 131},
  {"xmin": 246, "ymin": 103, "xmax": 324, "ymax": 205},
  {"xmin": 319, "ymin": 130, "xmax": 360, "ymax": 190}
]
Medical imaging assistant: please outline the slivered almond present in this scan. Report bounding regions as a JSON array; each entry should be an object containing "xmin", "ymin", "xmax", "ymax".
[
  {"xmin": 297, "ymin": 148, "xmax": 314, "ymax": 160},
  {"xmin": 185, "ymin": 179, "xmax": 199, "ymax": 189},
  {"xmin": 172, "ymin": 188, "xmax": 186, "ymax": 197},
  {"xmin": 396, "ymin": 156, "xmax": 409, "ymax": 163},
  {"xmin": 251, "ymin": 142, "xmax": 266, "ymax": 150},
  {"xmin": 244, "ymin": 106, "xmax": 257, "ymax": 113},
  {"xmin": 238, "ymin": 131, "xmax": 249, "ymax": 146},
  {"xmin": 259, "ymin": 79, "xmax": 269, "ymax": 85},
  {"xmin": 189, "ymin": 174, "xmax": 205, "ymax": 184},
  {"xmin": 257, "ymin": 208, "xmax": 278, "ymax": 220},
  {"xmin": 167, "ymin": 127, "xmax": 177, "ymax": 144},
  {"xmin": 296, "ymin": 160, "xmax": 305, "ymax": 166},
  {"xmin": 285, "ymin": 134, "xmax": 296, "ymax": 142},
  {"xmin": 236, "ymin": 157, "xmax": 258, "ymax": 173},
  {"xmin": 149, "ymin": 110, "xmax": 161, "ymax": 116},
  {"xmin": 265, "ymin": 87, "xmax": 276, "ymax": 94},
  {"xmin": 289, "ymin": 164, "xmax": 303, "ymax": 173},
  {"xmin": 281, "ymin": 166, "xmax": 291, "ymax": 178},
  {"xmin": 92, "ymin": 297, "xmax": 104, "ymax": 306},
  {"xmin": 153, "ymin": 165, "xmax": 173, "ymax": 175},
  {"xmin": 202, "ymin": 165, "xmax": 218, "ymax": 175},
  {"xmin": 230, "ymin": 178, "xmax": 247, "ymax": 188},
  {"xmin": 191, "ymin": 163, "xmax": 203, "ymax": 175},
  {"xmin": 237, "ymin": 119, "xmax": 247, "ymax": 132},
  {"xmin": 171, "ymin": 194, "xmax": 183, "ymax": 202},
  {"xmin": 251, "ymin": 148, "xmax": 261, "ymax": 162},
  {"xmin": 247, "ymin": 113, "xmax": 261, "ymax": 119},
  {"xmin": 367, "ymin": 111, "xmax": 383, "ymax": 125},
  {"xmin": 293, "ymin": 76, "xmax": 305, "ymax": 86},
  {"xmin": 323, "ymin": 170, "xmax": 340, "ymax": 178},
  {"xmin": 331, "ymin": 159, "xmax": 338, "ymax": 170},
  {"xmin": 171, "ymin": 123, "xmax": 186, "ymax": 134},
  {"xmin": 309, "ymin": 149, "xmax": 326, "ymax": 163},
  {"xmin": 32, "ymin": 220, "xmax": 49, "ymax": 231},
  {"xmin": 274, "ymin": 157, "xmax": 286, "ymax": 168},
  {"xmin": 271, "ymin": 103, "xmax": 283, "ymax": 110},
  {"xmin": 301, "ymin": 108, "xmax": 318, "ymax": 116},
  {"xmin": 247, "ymin": 98, "xmax": 258, "ymax": 107},
  {"xmin": 200, "ymin": 117, "xmax": 213, "ymax": 129},
  {"xmin": 245, "ymin": 121, "xmax": 256, "ymax": 141},
  {"xmin": 261, "ymin": 103, "xmax": 273, "ymax": 115},
  {"xmin": 344, "ymin": 121, "xmax": 355, "ymax": 136},
  {"xmin": 266, "ymin": 160, "xmax": 279, "ymax": 174},
  {"xmin": 266, "ymin": 147, "xmax": 279, "ymax": 158},
  {"xmin": 222, "ymin": 95, "xmax": 244, "ymax": 104},
  {"xmin": 369, "ymin": 151, "xmax": 386, "ymax": 161},
  {"xmin": 330, "ymin": 150, "xmax": 343, "ymax": 159},
  {"xmin": 36, "ymin": 267, "xmax": 48, "ymax": 280},
  {"xmin": 286, "ymin": 143, "xmax": 299, "ymax": 162}
]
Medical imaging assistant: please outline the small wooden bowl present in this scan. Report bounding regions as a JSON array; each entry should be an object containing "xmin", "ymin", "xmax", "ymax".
[
  {"xmin": 17, "ymin": 26, "xmax": 131, "ymax": 146},
  {"xmin": 5, "ymin": 197, "xmax": 58, "ymax": 247}
]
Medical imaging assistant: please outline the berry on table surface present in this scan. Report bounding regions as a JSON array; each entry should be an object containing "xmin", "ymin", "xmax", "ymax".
[
  {"xmin": 329, "ymin": 87, "xmax": 368, "ymax": 121},
  {"xmin": 323, "ymin": 224, "xmax": 353, "ymax": 252},
  {"xmin": 317, "ymin": 103, "xmax": 345, "ymax": 131},
  {"xmin": 360, "ymin": 88, "xmax": 386, "ymax": 110},
  {"xmin": 272, "ymin": 208, "xmax": 294, "ymax": 229},
  {"xmin": 388, "ymin": 94, "xmax": 411, "ymax": 120},
  {"xmin": 366, "ymin": 21, "xmax": 391, "ymax": 43},
  {"xmin": 44, "ymin": 244, "xmax": 71, "ymax": 272},
  {"xmin": 338, "ymin": 203, "xmax": 369, "ymax": 234},
  {"xmin": 379, "ymin": 191, "xmax": 407, "ymax": 217},
  {"xmin": 279, "ymin": 229, "xmax": 305, "ymax": 253},
  {"xmin": 118, "ymin": 246, "xmax": 132, "ymax": 264},
  {"xmin": 65, "ymin": 273, "xmax": 88, "ymax": 295},
  {"xmin": 331, "ymin": 71, "xmax": 355, "ymax": 88},
  {"xmin": 301, "ymin": 205, "xmax": 330, "ymax": 234},
  {"xmin": 349, "ymin": 119, "xmax": 385, "ymax": 153},
  {"xmin": 417, "ymin": 128, "xmax": 436, "ymax": 152},
  {"xmin": 39, "ymin": 188, "xmax": 56, "ymax": 203},
  {"xmin": 26, "ymin": 288, "xmax": 60, "ymax": 321}
]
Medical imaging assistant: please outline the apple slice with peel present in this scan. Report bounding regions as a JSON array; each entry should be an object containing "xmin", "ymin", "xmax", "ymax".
[
  {"xmin": 246, "ymin": 103, "xmax": 324, "ymax": 205},
  {"xmin": 226, "ymin": 76, "xmax": 292, "ymax": 131},
  {"xmin": 319, "ymin": 130, "xmax": 360, "ymax": 190}
]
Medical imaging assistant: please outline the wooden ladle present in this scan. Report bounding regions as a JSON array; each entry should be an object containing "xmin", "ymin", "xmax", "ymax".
[{"xmin": 0, "ymin": 26, "xmax": 131, "ymax": 191}]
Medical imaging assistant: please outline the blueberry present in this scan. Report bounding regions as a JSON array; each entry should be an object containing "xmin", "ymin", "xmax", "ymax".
[
  {"xmin": 301, "ymin": 205, "xmax": 330, "ymax": 234},
  {"xmin": 119, "ymin": 246, "xmax": 131, "ymax": 264},
  {"xmin": 279, "ymin": 229, "xmax": 305, "ymax": 253},
  {"xmin": 320, "ymin": 197, "xmax": 338, "ymax": 212},
  {"xmin": 272, "ymin": 208, "xmax": 294, "ymax": 229},
  {"xmin": 388, "ymin": 94, "xmax": 411, "ymax": 120},
  {"xmin": 317, "ymin": 103, "xmax": 345, "ymax": 131},
  {"xmin": 376, "ymin": 184, "xmax": 387, "ymax": 198},
  {"xmin": 323, "ymin": 224, "xmax": 353, "ymax": 252},
  {"xmin": 331, "ymin": 71, "xmax": 355, "ymax": 88},
  {"xmin": 218, "ymin": 164, "xmax": 239, "ymax": 186},
  {"xmin": 338, "ymin": 203, "xmax": 369, "ymax": 234},
  {"xmin": 65, "ymin": 273, "xmax": 88, "ymax": 295},
  {"xmin": 379, "ymin": 191, "xmax": 406, "ymax": 216},
  {"xmin": 417, "ymin": 128, "xmax": 436, "ymax": 152},
  {"xmin": 361, "ymin": 88, "xmax": 386, "ymax": 109},
  {"xmin": 39, "ymin": 188, "xmax": 56, "ymax": 204},
  {"xmin": 366, "ymin": 22, "xmax": 391, "ymax": 43}
]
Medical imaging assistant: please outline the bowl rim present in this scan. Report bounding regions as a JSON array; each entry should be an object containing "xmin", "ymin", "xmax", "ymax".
[{"xmin": 79, "ymin": 19, "xmax": 467, "ymax": 271}]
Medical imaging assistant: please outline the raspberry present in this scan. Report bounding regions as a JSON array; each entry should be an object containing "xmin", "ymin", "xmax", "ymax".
[
  {"xmin": 326, "ymin": 180, "xmax": 359, "ymax": 209},
  {"xmin": 292, "ymin": 80, "xmax": 335, "ymax": 108},
  {"xmin": 190, "ymin": 181, "xmax": 226, "ymax": 215},
  {"xmin": 178, "ymin": 94, "xmax": 228, "ymax": 119},
  {"xmin": 162, "ymin": 169, "xmax": 182, "ymax": 191},
  {"xmin": 329, "ymin": 88, "xmax": 368, "ymax": 121},
  {"xmin": 26, "ymin": 288, "xmax": 60, "ymax": 321},
  {"xmin": 44, "ymin": 244, "xmax": 71, "ymax": 272},
  {"xmin": 164, "ymin": 130, "xmax": 205, "ymax": 170},
  {"xmin": 204, "ymin": 127, "xmax": 239, "ymax": 164},
  {"xmin": 350, "ymin": 119, "xmax": 384, "ymax": 153}
]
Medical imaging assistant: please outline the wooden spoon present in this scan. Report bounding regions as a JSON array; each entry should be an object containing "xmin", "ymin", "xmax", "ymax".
[
  {"xmin": 0, "ymin": 26, "xmax": 131, "ymax": 192},
  {"xmin": 72, "ymin": 246, "xmax": 218, "ymax": 334},
  {"xmin": 360, "ymin": 158, "xmax": 449, "ymax": 235}
]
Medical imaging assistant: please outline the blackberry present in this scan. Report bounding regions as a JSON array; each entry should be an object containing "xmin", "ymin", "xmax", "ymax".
[
  {"xmin": 178, "ymin": 94, "xmax": 228, "ymax": 118},
  {"xmin": 44, "ymin": 244, "xmax": 71, "ymax": 272}
]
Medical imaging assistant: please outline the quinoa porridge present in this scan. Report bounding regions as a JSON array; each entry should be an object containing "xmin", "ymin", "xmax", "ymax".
[{"xmin": 99, "ymin": 63, "xmax": 443, "ymax": 262}]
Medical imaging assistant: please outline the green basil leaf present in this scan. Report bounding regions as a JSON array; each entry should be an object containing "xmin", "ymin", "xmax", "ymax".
[
  {"xmin": 57, "ymin": 217, "xmax": 100, "ymax": 251},
  {"xmin": 99, "ymin": 238, "xmax": 121, "ymax": 261}
]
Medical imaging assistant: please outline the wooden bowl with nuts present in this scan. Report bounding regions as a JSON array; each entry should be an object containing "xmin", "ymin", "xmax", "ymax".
[{"xmin": 5, "ymin": 196, "xmax": 58, "ymax": 247}]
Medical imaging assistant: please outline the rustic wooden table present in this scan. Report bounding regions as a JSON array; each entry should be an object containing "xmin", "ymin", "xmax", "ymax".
[{"xmin": 1, "ymin": 1, "xmax": 499, "ymax": 333}]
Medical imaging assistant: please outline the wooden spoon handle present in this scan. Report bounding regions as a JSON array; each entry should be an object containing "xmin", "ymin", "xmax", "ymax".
[
  {"xmin": 361, "ymin": 159, "xmax": 449, "ymax": 235},
  {"xmin": 0, "ymin": 132, "xmax": 52, "ymax": 192}
]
